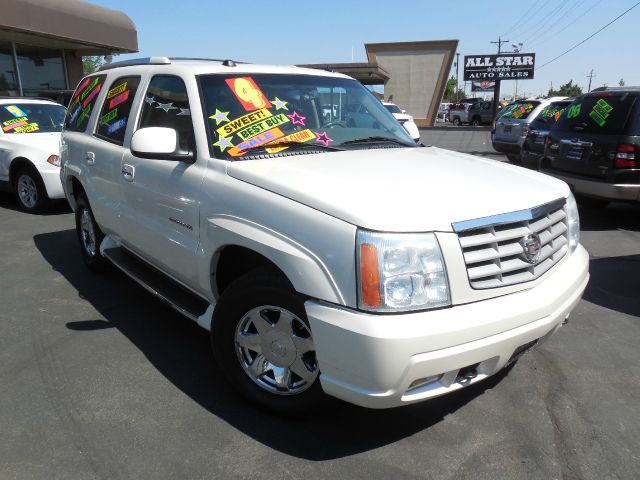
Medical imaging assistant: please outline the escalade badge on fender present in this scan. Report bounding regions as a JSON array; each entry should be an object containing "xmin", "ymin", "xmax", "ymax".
[{"xmin": 520, "ymin": 233, "xmax": 542, "ymax": 264}]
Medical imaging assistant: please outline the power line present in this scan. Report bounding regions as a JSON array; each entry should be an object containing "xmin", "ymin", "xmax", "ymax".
[
  {"xmin": 517, "ymin": 1, "xmax": 569, "ymax": 42},
  {"xmin": 538, "ymin": 1, "xmax": 640, "ymax": 69},
  {"xmin": 503, "ymin": 0, "xmax": 554, "ymax": 39},
  {"xmin": 531, "ymin": 0, "xmax": 603, "ymax": 49},
  {"xmin": 501, "ymin": 1, "xmax": 540, "ymax": 37},
  {"xmin": 524, "ymin": 0, "xmax": 585, "ymax": 46}
]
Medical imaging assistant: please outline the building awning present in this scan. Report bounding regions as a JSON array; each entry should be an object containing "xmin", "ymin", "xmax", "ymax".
[
  {"xmin": 297, "ymin": 63, "xmax": 390, "ymax": 85},
  {"xmin": 0, "ymin": 0, "xmax": 138, "ymax": 54}
]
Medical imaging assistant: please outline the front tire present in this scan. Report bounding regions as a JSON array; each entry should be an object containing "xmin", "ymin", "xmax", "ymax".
[
  {"xmin": 212, "ymin": 269, "xmax": 326, "ymax": 414},
  {"xmin": 13, "ymin": 166, "xmax": 49, "ymax": 213},
  {"xmin": 75, "ymin": 195, "xmax": 109, "ymax": 271}
]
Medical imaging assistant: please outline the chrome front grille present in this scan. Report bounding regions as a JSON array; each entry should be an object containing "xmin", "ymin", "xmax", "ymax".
[{"xmin": 453, "ymin": 198, "xmax": 568, "ymax": 289}]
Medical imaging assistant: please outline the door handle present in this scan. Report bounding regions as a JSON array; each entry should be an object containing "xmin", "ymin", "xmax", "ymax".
[
  {"xmin": 85, "ymin": 151, "xmax": 95, "ymax": 166},
  {"xmin": 122, "ymin": 164, "xmax": 135, "ymax": 182}
]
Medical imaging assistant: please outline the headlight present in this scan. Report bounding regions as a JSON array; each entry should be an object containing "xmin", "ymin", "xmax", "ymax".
[
  {"xmin": 566, "ymin": 192, "xmax": 580, "ymax": 253},
  {"xmin": 356, "ymin": 230, "xmax": 450, "ymax": 312}
]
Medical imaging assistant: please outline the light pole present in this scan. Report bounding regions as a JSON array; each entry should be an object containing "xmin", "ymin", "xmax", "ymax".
[
  {"xmin": 511, "ymin": 42, "xmax": 523, "ymax": 99},
  {"xmin": 455, "ymin": 52, "xmax": 460, "ymax": 102}
]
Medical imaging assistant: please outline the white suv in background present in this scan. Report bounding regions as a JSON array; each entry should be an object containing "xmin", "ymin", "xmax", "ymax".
[
  {"xmin": 0, "ymin": 98, "xmax": 66, "ymax": 212},
  {"xmin": 60, "ymin": 57, "xmax": 589, "ymax": 413},
  {"xmin": 382, "ymin": 101, "xmax": 420, "ymax": 141}
]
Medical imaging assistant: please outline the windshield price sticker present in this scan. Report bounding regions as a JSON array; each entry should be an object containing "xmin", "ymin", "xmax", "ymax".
[
  {"xmin": 236, "ymin": 113, "xmax": 290, "ymax": 141},
  {"xmin": 567, "ymin": 104, "xmax": 581, "ymax": 119},
  {"xmin": 216, "ymin": 108, "xmax": 272, "ymax": 137},
  {"xmin": 82, "ymin": 83, "xmax": 102, "ymax": 109},
  {"xmin": 589, "ymin": 99, "xmax": 613, "ymax": 127},
  {"xmin": 4, "ymin": 105, "xmax": 27, "ymax": 118},
  {"xmin": 109, "ymin": 90, "xmax": 130, "ymax": 109},
  {"xmin": 227, "ymin": 127, "xmax": 285, "ymax": 157},
  {"xmin": 99, "ymin": 109, "xmax": 118, "ymax": 126},
  {"xmin": 13, "ymin": 123, "xmax": 39, "ymax": 133},
  {"xmin": 226, "ymin": 77, "xmax": 272, "ymax": 111},
  {"xmin": 265, "ymin": 129, "xmax": 316, "ymax": 153},
  {"xmin": 107, "ymin": 82, "xmax": 127, "ymax": 99}
]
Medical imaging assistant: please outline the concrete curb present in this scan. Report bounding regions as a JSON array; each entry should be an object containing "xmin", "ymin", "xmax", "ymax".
[{"xmin": 419, "ymin": 125, "xmax": 492, "ymax": 132}]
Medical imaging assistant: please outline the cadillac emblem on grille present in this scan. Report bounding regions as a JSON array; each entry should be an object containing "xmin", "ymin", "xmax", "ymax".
[{"xmin": 520, "ymin": 233, "xmax": 542, "ymax": 264}]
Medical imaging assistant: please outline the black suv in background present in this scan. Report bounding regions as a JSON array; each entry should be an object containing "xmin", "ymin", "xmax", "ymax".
[
  {"xmin": 521, "ymin": 99, "xmax": 574, "ymax": 169},
  {"xmin": 541, "ymin": 88, "xmax": 639, "ymax": 208}
]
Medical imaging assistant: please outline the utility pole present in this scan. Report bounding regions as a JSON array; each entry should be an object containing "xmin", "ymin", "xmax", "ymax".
[
  {"xmin": 587, "ymin": 69, "xmax": 595, "ymax": 92},
  {"xmin": 455, "ymin": 52, "xmax": 460, "ymax": 102},
  {"xmin": 490, "ymin": 37, "xmax": 508, "ymax": 119}
]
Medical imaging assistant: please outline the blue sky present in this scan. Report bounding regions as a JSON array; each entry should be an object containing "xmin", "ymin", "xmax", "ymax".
[{"xmin": 91, "ymin": 0, "xmax": 639, "ymax": 99}]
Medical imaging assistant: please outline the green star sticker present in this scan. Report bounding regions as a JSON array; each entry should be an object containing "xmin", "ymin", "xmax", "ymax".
[
  {"xmin": 213, "ymin": 136, "xmax": 233, "ymax": 152},
  {"xmin": 209, "ymin": 108, "xmax": 230, "ymax": 125},
  {"xmin": 271, "ymin": 97, "xmax": 288, "ymax": 110}
]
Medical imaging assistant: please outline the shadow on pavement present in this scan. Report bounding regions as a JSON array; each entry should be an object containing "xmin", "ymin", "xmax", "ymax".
[
  {"xmin": 579, "ymin": 202, "xmax": 640, "ymax": 232},
  {"xmin": 34, "ymin": 228, "xmax": 508, "ymax": 461},
  {"xmin": 584, "ymin": 255, "xmax": 640, "ymax": 318},
  {"xmin": 0, "ymin": 191, "xmax": 71, "ymax": 215}
]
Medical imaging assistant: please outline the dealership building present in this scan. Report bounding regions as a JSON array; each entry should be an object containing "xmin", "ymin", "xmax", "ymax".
[{"xmin": 0, "ymin": 0, "xmax": 137, "ymax": 99}]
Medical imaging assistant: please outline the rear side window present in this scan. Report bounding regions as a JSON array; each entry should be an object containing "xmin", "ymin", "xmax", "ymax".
[
  {"xmin": 554, "ymin": 95, "xmax": 637, "ymax": 134},
  {"xmin": 64, "ymin": 75, "xmax": 106, "ymax": 132},
  {"xmin": 95, "ymin": 76, "xmax": 141, "ymax": 145},
  {"xmin": 138, "ymin": 75, "xmax": 194, "ymax": 152},
  {"xmin": 530, "ymin": 101, "xmax": 571, "ymax": 129},
  {"xmin": 500, "ymin": 101, "xmax": 540, "ymax": 120}
]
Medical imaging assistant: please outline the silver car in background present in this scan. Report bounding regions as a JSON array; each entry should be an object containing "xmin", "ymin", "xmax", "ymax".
[{"xmin": 492, "ymin": 96, "xmax": 566, "ymax": 162}]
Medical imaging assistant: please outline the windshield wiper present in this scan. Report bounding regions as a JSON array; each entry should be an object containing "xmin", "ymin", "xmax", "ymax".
[
  {"xmin": 342, "ymin": 136, "xmax": 416, "ymax": 147},
  {"xmin": 241, "ymin": 141, "xmax": 344, "ymax": 155}
]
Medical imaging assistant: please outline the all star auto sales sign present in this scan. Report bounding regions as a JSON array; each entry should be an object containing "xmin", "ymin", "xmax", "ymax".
[{"xmin": 463, "ymin": 53, "xmax": 535, "ymax": 81}]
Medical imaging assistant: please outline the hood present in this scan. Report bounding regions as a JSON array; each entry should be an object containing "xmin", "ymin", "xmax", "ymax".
[
  {"xmin": 3, "ymin": 132, "xmax": 61, "ymax": 155},
  {"xmin": 226, "ymin": 146, "xmax": 570, "ymax": 232},
  {"xmin": 392, "ymin": 113, "xmax": 413, "ymax": 122}
]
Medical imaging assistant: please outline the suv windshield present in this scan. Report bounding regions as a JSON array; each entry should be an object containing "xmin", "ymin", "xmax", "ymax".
[
  {"xmin": 530, "ymin": 101, "xmax": 572, "ymax": 129},
  {"xmin": 499, "ymin": 101, "xmax": 540, "ymax": 120},
  {"xmin": 198, "ymin": 74, "xmax": 415, "ymax": 159},
  {"xmin": 1, "ymin": 103, "xmax": 66, "ymax": 134},
  {"xmin": 384, "ymin": 104, "xmax": 402, "ymax": 114},
  {"xmin": 554, "ymin": 94, "xmax": 637, "ymax": 134}
]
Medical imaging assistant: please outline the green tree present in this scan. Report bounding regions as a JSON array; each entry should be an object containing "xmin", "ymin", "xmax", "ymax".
[
  {"xmin": 82, "ymin": 56, "xmax": 105, "ymax": 74},
  {"xmin": 443, "ymin": 75, "xmax": 465, "ymax": 102},
  {"xmin": 547, "ymin": 80, "xmax": 582, "ymax": 97}
]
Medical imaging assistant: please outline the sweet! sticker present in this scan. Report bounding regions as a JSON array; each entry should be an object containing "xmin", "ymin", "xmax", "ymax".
[
  {"xmin": 216, "ymin": 108, "xmax": 272, "ymax": 137},
  {"xmin": 226, "ymin": 77, "xmax": 272, "ymax": 111}
]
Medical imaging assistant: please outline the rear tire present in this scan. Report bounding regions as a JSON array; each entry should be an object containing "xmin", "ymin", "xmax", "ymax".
[
  {"xmin": 212, "ymin": 269, "xmax": 326, "ymax": 414},
  {"xmin": 75, "ymin": 195, "xmax": 109, "ymax": 272},
  {"xmin": 13, "ymin": 166, "xmax": 49, "ymax": 213},
  {"xmin": 453, "ymin": 117, "xmax": 461, "ymax": 126},
  {"xmin": 471, "ymin": 117, "xmax": 480, "ymax": 126}
]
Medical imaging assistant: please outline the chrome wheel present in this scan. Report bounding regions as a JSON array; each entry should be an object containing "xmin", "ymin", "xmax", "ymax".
[
  {"xmin": 79, "ymin": 208, "xmax": 97, "ymax": 257},
  {"xmin": 17, "ymin": 174, "xmax": 38, "ymax": 208},
  {"xmin": 235, "ymin": 305, "xmax": 318, "ymax": 395}
]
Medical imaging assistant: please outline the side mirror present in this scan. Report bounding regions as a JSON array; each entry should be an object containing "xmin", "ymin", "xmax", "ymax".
[
  {"xmin": 131, "ymin": 127, "xmax": 194, "ymax": 161},
  {"xmin": 401, "ymin": 109, "xmax": 406, "ymax": 114}
]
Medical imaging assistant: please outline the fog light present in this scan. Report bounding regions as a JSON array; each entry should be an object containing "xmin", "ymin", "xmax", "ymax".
[{"xmin": 408, "ymin": 375, "xmax": 442, "ymax": 391}]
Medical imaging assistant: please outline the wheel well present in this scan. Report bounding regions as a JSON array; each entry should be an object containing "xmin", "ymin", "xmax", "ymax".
[
  {"xmin": 472, "ymin": 115, "xmax": 481, "ymax": 121},
  {"xmin": 214, "ymin": 245, "xmax": 290, "ymax": 297},
  {"xmin": 9, "ymin": 157, "xmax": 35, "ymax": 184}
]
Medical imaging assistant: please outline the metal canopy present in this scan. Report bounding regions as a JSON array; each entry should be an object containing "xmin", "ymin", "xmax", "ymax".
[
  {"xmin": 0, "ymin": 0, "xmax": 138, "ymax": 53},
  {"xmin": 297, "ymin": 63, "xmax": 390, "ymax": 85}
]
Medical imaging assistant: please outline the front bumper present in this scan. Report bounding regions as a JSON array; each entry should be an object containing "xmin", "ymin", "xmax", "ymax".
[
  {"xmin": 306, "ymin": 245, "xmax": 589, "ymax": 409},
  {"xmin": 39, "ymin": 165, "xmax": 65, "ymax": 199},
  {"xmin": 541, "ymin": 169, "xmax": 640, "ymax": 203}
]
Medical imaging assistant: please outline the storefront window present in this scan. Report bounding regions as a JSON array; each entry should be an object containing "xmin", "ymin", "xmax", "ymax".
[
  {"xmin": 15, "ymin": 44, "xmax": 66, "ymax": 95},
  {"xmin": 0, "ymin": 42, "xmax": 19, "ymax": 96}
]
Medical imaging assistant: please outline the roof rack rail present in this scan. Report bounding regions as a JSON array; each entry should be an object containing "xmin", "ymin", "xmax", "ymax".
[
  {"xmin": 590, "ymin": 86, "xmax": 640, "ymax": 92},
  {"xmin": 97, "ymin": 57, "xmax": 171, "ymax": 71},
  {"xmin": 168, "ymin": 57, "xmax": 248, "ymax": 65}
]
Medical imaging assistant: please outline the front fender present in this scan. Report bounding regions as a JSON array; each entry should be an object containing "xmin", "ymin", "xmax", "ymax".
[{"xmin": 206, "ymin": 215, "xmax": 346, "ymax": 305}]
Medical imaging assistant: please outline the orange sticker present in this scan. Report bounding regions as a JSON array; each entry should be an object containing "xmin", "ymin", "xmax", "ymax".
[
  {"xmin": 265, "ymin": 129, "xmax": 316, "ymax": 153},
  {"xmin": 226, "ymin": 77, "xmax": 272, "ymax": 111}
]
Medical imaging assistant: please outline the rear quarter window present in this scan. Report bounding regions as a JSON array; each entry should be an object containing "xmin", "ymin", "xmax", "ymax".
[
  {"xmin": 65, "ymin": 75, "xmax": 107, "ymax": 132},
  {"xmin": 554, "ymin": 94, "xmax": 637, "ymax": 134},
  {"xmin": 95, "ymin": 76, "xmax": 141, "ymax": 145},
  {"xmin": 530, "ymin": 102, "xmax": 571, "ymax": 129},
  {"xmin": 500, "ymin": 101, "xmax": 540, "ymax": 120}
]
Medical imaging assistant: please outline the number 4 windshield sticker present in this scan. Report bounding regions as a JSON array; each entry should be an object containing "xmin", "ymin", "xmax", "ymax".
[{"xmin": 226, "ymin": 77, "xmax": 272, "ymax": 111}]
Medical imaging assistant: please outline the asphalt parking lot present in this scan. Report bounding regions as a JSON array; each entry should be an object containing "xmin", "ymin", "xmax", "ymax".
[{"xmin": 1, "ymin": 130, "xmax": 639, "ymax": 480}]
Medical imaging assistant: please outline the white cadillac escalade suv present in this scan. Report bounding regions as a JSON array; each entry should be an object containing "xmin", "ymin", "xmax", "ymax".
[{"xmin": 60, "ymin": 58, "xmax": 589, "ymax": 412}]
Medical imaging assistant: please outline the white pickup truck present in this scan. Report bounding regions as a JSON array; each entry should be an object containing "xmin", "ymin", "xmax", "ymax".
[{"xmin": 60, "ymin": 57, "xmax": 589, "ymax": 413}]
